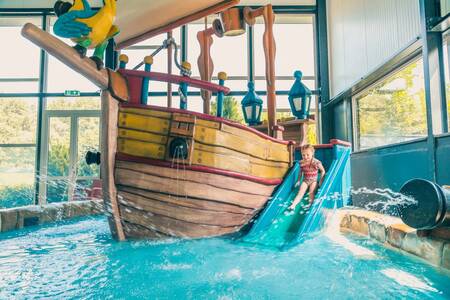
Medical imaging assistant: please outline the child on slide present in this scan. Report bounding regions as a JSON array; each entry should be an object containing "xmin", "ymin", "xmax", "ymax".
[{"xmin": 288, "ymin": 144, "xmax": 326, "ymax": 210}]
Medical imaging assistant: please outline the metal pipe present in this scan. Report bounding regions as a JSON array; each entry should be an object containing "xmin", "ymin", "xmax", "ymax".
[{"xmin": 399, "ymin": 178, "xmax": 450, "ymax": 229}]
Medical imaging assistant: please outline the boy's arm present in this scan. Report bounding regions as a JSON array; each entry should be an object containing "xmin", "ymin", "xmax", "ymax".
[{"xmin": 318, "ymin": 163, "xmax": 326, "ymax": 187}]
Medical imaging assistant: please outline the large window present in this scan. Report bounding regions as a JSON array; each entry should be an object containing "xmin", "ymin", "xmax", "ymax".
[
  {"xmin": 0, "ymin": 7, "xmax": 319, "ymax": 207},
  {"xmin": 254, "ymin": 14, "xmax": 316, "ymax": 111},
  {"xmin": 0, "ymin": 17, "xmax": 41, "ymax": 93},
  {"xmin": 0, "ymin": 17, "xmax": 40, "ymax": 208},
  {"xmin": 120, "ymin": 28, "xmax": 181, "ymax": 106},
  {"xmin": 187, "ymin": 21, "xmax": 248, "ymax": 113},
  {"xmin": 0, "ymin": 15, "xmax": 104, "ymax": 208},
  {"xmin": 186, "ymin": 13, "xmax": 317, "ymax": 125},
  {"xmin": 47, "ymin": 16, "xmax": 98, "ymax": 93},
  {"xmin": 354, "ymin": 58, "xmax": 427, "ymax": 150}
]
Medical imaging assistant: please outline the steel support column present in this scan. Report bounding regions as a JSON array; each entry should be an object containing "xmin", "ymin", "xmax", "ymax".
[
  {"xmin": 248, "ymin": 25, "xmax": 254, "ymax": 83},
  {"xmin": 34, "ymin": 13, "xmax": 48, "ymax": 204},
  {"xmin": 181, "ymin": 25, "xmax": 187, "ymax": 63},
  {"xmin": 105, "ymin": 38, "xmax": 117, "ymax": 70},
  {"xmin": 316, "ymin": 0, "xmax": 331, "ymax": 143},
  {"xmin": 419, "ymin": 0, "xmax": 447, "ymax": 181}
]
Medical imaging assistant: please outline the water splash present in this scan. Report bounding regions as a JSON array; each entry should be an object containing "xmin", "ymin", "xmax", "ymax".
[
  {"xmin": 170, "ymin": 145, "xmax": 189, "ymax": 200},
  {"xmin": 351, "ymin": 187, "xmax": 417, "ymax": 216},
  {"xmin": 324, "ymin": 209, "xmax": 377, "ymax": 259}
]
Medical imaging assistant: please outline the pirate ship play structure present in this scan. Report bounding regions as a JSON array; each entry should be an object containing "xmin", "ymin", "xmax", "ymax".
[{"xmin": 21, "ymin": 0, "xmax": 339, "ymax": 241}]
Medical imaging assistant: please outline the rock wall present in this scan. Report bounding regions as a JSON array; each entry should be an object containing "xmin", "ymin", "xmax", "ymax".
[
  {"xmin": 0, "ymin": 200, "xmax": 104, "ymax": 233},
  {"xmin": 339, "ymin": 208, "xmax": 450, "ymax": 271}
]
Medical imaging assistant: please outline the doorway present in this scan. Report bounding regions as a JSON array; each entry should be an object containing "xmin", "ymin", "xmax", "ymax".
[{"xmin": 39, "ymin": 110, "xmax": 101, "ymax": 204}]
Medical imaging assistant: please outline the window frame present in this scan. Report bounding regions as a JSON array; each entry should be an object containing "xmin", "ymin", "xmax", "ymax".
[
  {"xmin": 352, "ymin": 55, "xmax": 428, "ymax": 151},
  {"xmin": 0, "ymin": 5, "xmax": 320, "ymax": 206}
]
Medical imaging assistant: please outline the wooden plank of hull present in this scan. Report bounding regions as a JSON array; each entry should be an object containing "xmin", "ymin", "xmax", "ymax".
[
  {"xmin": 116, "ymin": 160, "xmax": 275, "ymax": 197},
  {"xmin": 118, "ymin": 112, "xmax": 170, "ymax": 135},
  {"xmin": 118, "ymin": 191, "xmax": 250, "ymax": 227},
  {"xmin": 118, "ymin": 138, "xmax": 166, "ymax": 160},
  {"xmin": 101, "ymin": 91, "xmax": 125, "ymax": 241},
  {"xmin": 118, "ymin": 128, "xmax": 168, "ymax": 145},
  {"xmin": 122, "ymin": 221, "xmax": 170, "ymax": 239},
  {"xmin": 117, "ymin": 135, "xmax": 288, "ymax": 170},
  {"xmin": 192, "ymin": 148, "xmax": 287, "ymax": 179},
  {"xmin": 119, "ymin": 106, "xmax": 172, "ymax": 119},
  {"xmin": 193, "ymin": 143, "xmax": 289, "ymax": 177},
  {"xmin": 115, "ymin": 167, "xmax": 269, "ymax": 209},
  {"xmin": 219, "ymin": 122, "xmax": 290, "ymax": 160},
  {"xmin": 195, "ymin": 124, "xmax": 290, "ymax": 163},
  {"xmin": 194, "ymin": 143, "xmax": 289, "ymax": 169},
  {"xmin": 116, "ymin": 137, "xmax": 288, "ymax": 179},
  {"xmin": 118, "ymin": 107, "xmax": 290, "ymax": 163},
  {"xmin": 117, "ymin": 185, "xmax": 256, "ymax": 214},
  {"xmin": 120, "ymin": 205, "xmax": 240, "ymax": 238}
]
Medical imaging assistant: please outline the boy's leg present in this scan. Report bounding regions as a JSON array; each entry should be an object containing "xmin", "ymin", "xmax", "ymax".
[
  {"xmin": 308, "ymin": 182, "xmax": 318, "ymax": 204},
  {"xmin": 288, "ymin": 182, "xmax": 308, "ymax": 210}
]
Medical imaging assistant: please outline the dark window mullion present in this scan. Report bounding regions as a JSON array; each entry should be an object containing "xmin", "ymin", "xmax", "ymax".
[{"xmin": 34, "ymin": 12, "xmax": 48, "ymax": 205}]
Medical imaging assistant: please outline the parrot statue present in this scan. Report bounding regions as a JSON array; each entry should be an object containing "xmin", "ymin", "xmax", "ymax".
[{"xmin": 53, "ymin": 0, "xmax": 119, "ymax": 70}]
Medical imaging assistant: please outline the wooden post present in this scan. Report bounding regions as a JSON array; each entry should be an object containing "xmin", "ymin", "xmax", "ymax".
[
  {"xmin": 217, "ymin": 72, "xmax": 227, "ymax": 117},
  {"xmin": 244, "ymin": 5, "xmax": 277, "ymax": 138},
  {"xmin": 167, "ymin": 31, "xmax": 173, "ymax": 108},
  {"xmin": 141, "ymin": 56, "xmax": 153, "ymax": 105},
  {"xmin": 101, "ymin": 91, "xmax": 126, "ymax": 241},
  {"xmin": 299, "ymin": 123, "xmax": 308, "ymax": 146},
  {"xmin": 197, "ymin": 18, "xmax": 223, "ymax": 114},
  {"xmin": 179, "ymin": 61, "xmax": 191, "ymax": 110},
  {"xmin": 118, "ymin": 54, "xmax": 128, "ymax": 69}
]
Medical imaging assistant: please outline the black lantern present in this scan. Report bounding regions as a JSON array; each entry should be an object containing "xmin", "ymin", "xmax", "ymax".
[
  {"xmin": 288, "ymin": 70, "xmax": 312, "ymax": 120},
  {"xmin": 241, "ymin": 81, "xmax": 263, "ymax": 126}
]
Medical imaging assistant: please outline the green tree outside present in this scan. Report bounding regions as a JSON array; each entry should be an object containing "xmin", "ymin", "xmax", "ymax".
[
  {"xmin": 357, "ymin": 61, "xmax": 427, "ymax": 149},
  {"xmin": 210, "ymin": 96, "xmax": 244, "ymax": 123},
  {"xmin": 0, "ymin": 97, "xmax": 100, "ymax": 208}
]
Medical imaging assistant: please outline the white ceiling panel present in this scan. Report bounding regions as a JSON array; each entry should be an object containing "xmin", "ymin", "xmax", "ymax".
[
  {"xmin": 115, "ymin": 0, "xmax": 234, "ymax": 46},
  {"xmin": 0, "ymin": 0, "xmax": 316, "ymax": 47},
  {"xmin": 0, "ymin": 0, "xmax": 316, "ymax": 9}
]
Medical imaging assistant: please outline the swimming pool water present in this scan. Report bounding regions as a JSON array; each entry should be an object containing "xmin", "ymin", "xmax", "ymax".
[{"xmin": 1, "ymin": 216, "xmax": 449, "ymax": 299}]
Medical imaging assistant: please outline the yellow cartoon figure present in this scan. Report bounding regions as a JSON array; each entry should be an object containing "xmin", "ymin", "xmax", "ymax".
[{"xmin": 53, "ymin": 0, "xmax": 119, "ymax": 69}]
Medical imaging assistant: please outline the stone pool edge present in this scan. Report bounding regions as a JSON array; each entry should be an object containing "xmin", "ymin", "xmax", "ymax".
[
  {"xmin": 0, "ymin": 200, "xmax": 103, "ymax": 232},
  {"xmin": 337, "ymin": 208, "xmax": 450, "ymax": 271}
]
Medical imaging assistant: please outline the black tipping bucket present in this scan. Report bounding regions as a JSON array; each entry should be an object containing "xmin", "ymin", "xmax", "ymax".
[
  {"xmin": 399, "ymin": 179, "xmax": 450, "ymax": 230},
  {"xmin": 85, "ymin": 151, "xmax": 101, "ymax": 165}
]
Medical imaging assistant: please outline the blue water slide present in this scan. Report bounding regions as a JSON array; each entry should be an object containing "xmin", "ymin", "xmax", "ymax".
[{"xmin": 241, "ymin": 142, "xmax": 351, "ymax": 249}]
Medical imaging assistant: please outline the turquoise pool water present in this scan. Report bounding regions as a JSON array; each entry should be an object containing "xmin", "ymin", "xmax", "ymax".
[{"xmin": 1, "ymin": 216, "xmax": 449, "ymax": 299}]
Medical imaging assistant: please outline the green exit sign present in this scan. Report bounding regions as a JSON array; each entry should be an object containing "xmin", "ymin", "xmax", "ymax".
[{"xmin": 64, "ymin": 90, "xmax": 81, "ymax": 96}]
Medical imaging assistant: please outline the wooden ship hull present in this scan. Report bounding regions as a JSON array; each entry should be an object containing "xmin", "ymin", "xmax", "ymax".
[
  {"xmin": 102, "ymin": 94, "xmax": 293, "ymax": 239},
  {"xmin": 21, "ymin": 0, "xmax": 291, "ymax": 241}
]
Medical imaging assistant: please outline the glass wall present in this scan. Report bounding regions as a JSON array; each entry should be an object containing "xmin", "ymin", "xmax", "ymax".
[
  {"xmin": 187, "ymin": 21, "xmax": 247, "ymax": 115},
  {"xmin": 185, "ymin": 14, "xmax": 317, "ymax": 125},
  {"xmin": 120, "ymin": 28, "xmax": 181, "ymax": 107},
  {"xmin": 0, "ymin": 17, "xmax": 41, "ymax": 93},
  {"xmin": 0, "ymin": 17, "xmax": 40, "ymax": 208},
  {"xmin": 0, "ymin": 14, "xmax": 104, "ymax": 207},
  {"xmin": 254, "ymin": 15, "xmax": 316, "ymax": 112},
  {"xmin": 0, "ymin": 7, "xmax": 319, "ymax": 207},
  {"xmin": 354, "ymin": 58, "xmax": 427, "ymax": 150}
]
